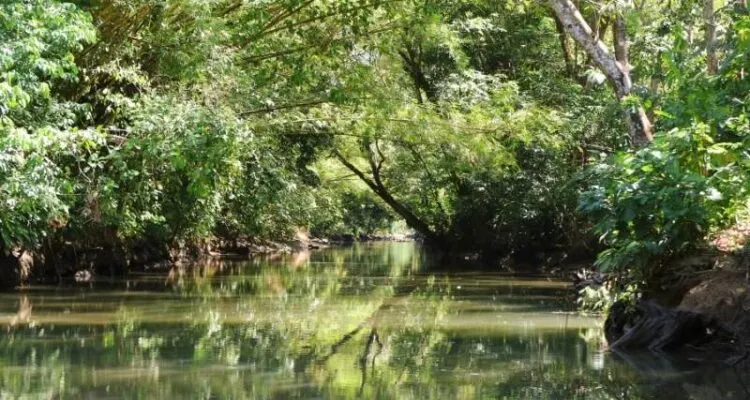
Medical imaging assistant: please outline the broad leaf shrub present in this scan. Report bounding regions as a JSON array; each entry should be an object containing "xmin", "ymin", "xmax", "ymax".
[{"xmin": 579, "ymin": 122, "xmax": 749, "ymax": 286}]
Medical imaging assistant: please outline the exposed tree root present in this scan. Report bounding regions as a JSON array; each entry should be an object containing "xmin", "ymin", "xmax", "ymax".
[{"xmin": 605, "ymin": 300, "xmax": 738, "ymax": 358}]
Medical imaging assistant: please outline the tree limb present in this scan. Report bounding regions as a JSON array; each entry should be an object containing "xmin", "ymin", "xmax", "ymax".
[
  {"xmin": 548, "ymin": 0, "xmax": 653, "ymax": 146},
  {"xmin": 333, "ymin": 150, "xmax": 441, "ymax": 242}
]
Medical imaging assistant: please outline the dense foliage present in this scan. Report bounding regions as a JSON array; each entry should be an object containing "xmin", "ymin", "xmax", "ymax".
[
  {"xmin": 579, "ymin": 3, "xmax": 750, "ymax": 290},
  {"xmin": 2, "ymin": 0, "xmax": 750, "ymax": 291}
]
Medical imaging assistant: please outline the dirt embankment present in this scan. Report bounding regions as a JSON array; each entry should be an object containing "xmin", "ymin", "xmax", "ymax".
[
  {"xmin": 677, "ymin": 222, "xmax": 750, "ymax": 346},
  {"xmin": 602, "ymin": 222, "xmax": 750, "ymax": 360},
  {"xmin": 679, "ymin": 269, "xmax": 750, "ymax": 346}
]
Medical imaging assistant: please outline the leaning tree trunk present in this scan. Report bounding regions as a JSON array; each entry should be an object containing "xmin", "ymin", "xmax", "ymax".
[
  {"xmin": 333, "ymin": 150, "xmax": 444, "ymax": 245},
  {"xmin": 548, "ymin": 0, "xmax": 653, "ymax": 147}
]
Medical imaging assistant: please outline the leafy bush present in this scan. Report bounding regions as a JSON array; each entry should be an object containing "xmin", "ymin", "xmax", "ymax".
[
  {"xmin": 0, "ymin": 129, "xmax": 104, "ymax": 250},
  {"xmin": 578, "ymin": 13, "xmax": 750, "ymax": 288},
  {"xmin": 0, "ymin": 0, "xmax": 96, "ymax": 252},
  {"xmin": 579, "ymin": 122, "xmax": 748, "ymax": 284}
]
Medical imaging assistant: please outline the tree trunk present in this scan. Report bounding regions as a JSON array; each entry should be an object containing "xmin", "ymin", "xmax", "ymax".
[
  {"xmin": 735, "ymin": 0, "xmax": 748, "ymax": 13},
  {"xmin": 647, "ymin": 51, "xmax": 663, "ymax": 122},
  {"xmin": 553, "ymin": 14, "xmax": 580, "ymax": 82},
  {"xmin": 705, "ymin": 0, "xmax": 718, "ymax": 74},
  {"xmin": 613, "ymin": 16, "xmax": 654, "ymax": 147},
  {"xmin": 548, "ymin": 0, "xmax": 653, "ymax": 147},
  {"xmin": 399, "ymin": 45, "xmax": 437, "ymax": 104},
  {"xmin": 333, "ymin": 150, "xmax": 443, "ymax": 244}
]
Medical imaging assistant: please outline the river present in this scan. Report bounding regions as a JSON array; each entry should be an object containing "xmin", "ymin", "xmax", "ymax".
[{"xmin": 0, "ymin": 242, "xmax": 746, "ymax": 398}]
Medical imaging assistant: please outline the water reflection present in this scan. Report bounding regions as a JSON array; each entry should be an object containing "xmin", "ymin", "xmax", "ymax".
[{"xmin": 0, "ymin": 242, "xmax": 747, "ymax": 399}]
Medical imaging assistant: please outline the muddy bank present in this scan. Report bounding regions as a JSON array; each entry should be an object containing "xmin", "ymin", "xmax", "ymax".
[
  {"xmin": 602, "ymin": 251, "xmax": 750, "ymax": 365},
  {"xmin": 0, "ymin": 234, "xmax": 418, "ymax": 289},
  {"xmin": 0, "ymin": 237, "xmax": 308, "ymax": 289},
  {"xmin": 679, "ymin": 270, "xmax": 750, "ymax": 348}
]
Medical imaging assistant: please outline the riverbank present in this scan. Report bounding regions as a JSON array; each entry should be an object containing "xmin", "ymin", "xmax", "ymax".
[
  {"xmin": 600, "ymin": 231, "xmax": 750, "ymax": 364},
  {"xmin": 0, "ymin": 237, "xmax": 290, "ymax": 288},
  {"xmin": 0, "ymin": 233, "xmax": 419, "ymax": 288},
  {"xmin": 656, "ymin": 225, "xmax": 749, "ymax": 349}
]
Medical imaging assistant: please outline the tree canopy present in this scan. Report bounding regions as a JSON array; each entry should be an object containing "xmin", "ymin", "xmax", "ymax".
[{"xmin": 1, "ymin": 0, "xmax": 750, "ymax": 292}]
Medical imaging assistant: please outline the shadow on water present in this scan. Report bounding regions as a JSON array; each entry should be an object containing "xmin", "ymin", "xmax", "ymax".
[{"xmin": 1, "ymin": 242, "xmax": 748, "ymax": 399}]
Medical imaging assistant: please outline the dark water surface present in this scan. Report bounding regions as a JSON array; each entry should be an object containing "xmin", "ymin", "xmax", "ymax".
[{"xmin": 1, "ymin": 243, "xmax": 747, "ymax": 399}]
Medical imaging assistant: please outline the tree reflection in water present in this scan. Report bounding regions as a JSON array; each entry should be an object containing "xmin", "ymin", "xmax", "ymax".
[{"xmin": 1, "ymin": 243, "xmax": 748, "ymax": 399}]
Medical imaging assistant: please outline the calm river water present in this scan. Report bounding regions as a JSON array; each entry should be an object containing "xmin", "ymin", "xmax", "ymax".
[{"xmin": 0, "ymin": 243, "xmax": 746, "ymax": 399}]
